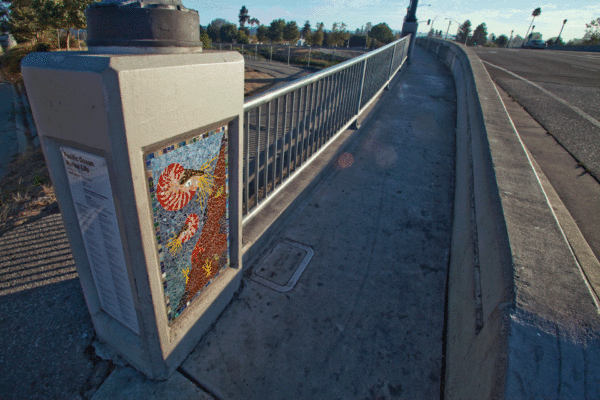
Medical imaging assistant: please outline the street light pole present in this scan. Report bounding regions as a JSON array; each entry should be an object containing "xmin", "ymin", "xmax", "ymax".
[
  {"xmin": 557, "ymin": 19, "xmax": 567, "ymax": 45},
  {"xmin": 401, "ymin": 0, "xmax": 420, "ymax": 63},
  {"xmin": 444, "ymin": 18, "xmax": 459, "ymax": 40}
]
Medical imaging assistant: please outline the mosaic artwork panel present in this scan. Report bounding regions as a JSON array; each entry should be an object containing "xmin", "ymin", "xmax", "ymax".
[{"xmin": 145, "ymin": 126, "xmax": 230, "ymax": 324}]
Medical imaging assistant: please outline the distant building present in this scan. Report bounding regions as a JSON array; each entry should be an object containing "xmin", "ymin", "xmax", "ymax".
[{"xmin": 297, "ymin": 38, "xmax": 306, "ymax": 46}]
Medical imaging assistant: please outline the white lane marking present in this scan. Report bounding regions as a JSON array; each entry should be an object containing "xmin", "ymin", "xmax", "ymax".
[
  {"xmin": 482, "ymin": 60, "xmax": 600, "ymax": 131},
  {"xmin": 572, "ymin": 65, "xmax": 598, "ymax": 72}
]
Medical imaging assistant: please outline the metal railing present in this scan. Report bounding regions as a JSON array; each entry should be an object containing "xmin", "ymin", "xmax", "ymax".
[
  {"xmin": 210, "ymin": 42, "xmax": 368, "ymax": 68},
  {"xmin": 241, "ymin": 36, "xmax": 411, "ymax": 222}
]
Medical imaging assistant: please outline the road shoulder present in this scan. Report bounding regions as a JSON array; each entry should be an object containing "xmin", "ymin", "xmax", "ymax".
[{"xmin": 494, "ymin": 82, "xmax": 600, "ymax": 305}]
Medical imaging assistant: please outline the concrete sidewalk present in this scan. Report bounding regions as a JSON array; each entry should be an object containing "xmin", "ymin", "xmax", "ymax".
[
  {"xmin": 0, "ymin": 47, "xmax": 457, "ymax": 399},
  {"xmin": 94, "ymin": 46, "xmax": 457, "ymax": 399}
]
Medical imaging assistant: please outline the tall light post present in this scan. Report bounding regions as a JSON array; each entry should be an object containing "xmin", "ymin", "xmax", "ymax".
[
  {"xmin": 557, "ymin": 19, "xmax": 567, "ymax": 45},
  {"xmin": 444, "ymin": 18, "xmax": 460, "ymax": 40},
  {"xmin": 429, "ymin": 15, "xmax": 439, "ymax": 36},
  {"xmin": 401, "ymin": 0, "xmax": 420, "ymax": 63}
]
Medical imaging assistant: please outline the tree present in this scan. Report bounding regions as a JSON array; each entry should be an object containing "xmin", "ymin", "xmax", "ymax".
[
  {"xmin": 369, "ymin": 22, "xmax": 394, "ymax": 44},
  {"xmin": 256, "ymin": 25, "xmax": 268, "ymax": 43},
  {"xmin": 0, "ymin": 1, "xmax": 10, "ymax": 32},
  {"xmin": 8, "ymin": 0, "xmax": 44, "ymax": 42},
  {"xmin": 62, "ymin": 0, "xmax": 93, "ymax": 50},
  {"xmin": 200, "ymin": 33, "xmax": 211, "ymax": 49},
  {"xmin": 470, "ymin": 23, "xmax": 487, "ymax": 46},
  {"xmin": 219, "ymin": 22, "xmax": 237, "ymax": 43},
  {"xmin": 349, "ymin": 34, "xmax": 367, "ymax": 47},
  {"xmin": 308, "ymin": 22, "xmax": 324, "ymax": 46},
  {"xmin": 267, "ymin": 19, "xmax": 285, "ymax": 43},
  {"xmin": 524, "ymin": 7, "xmax": 541, "ymax": 41},
  {"xmin": 545, "ymin": 36, "xmax": 564, "ymax": 46},
  {"xmin": 301, "ymin": 20, "xmax": 311, "ymax": 39},
  {"xmin": 207, "ymin": 19, "xmax": 228, "ymax": 42},
  {"xmin": 248, "ymin": 17, "xmax": 259, "ymax": 29},
  {"xmin": 238, "ymin": 5, "xmax": 249, "ymax": 28},
  {"xmin": 511, "ymin": 34, "xmax": 525, "ymax": 47},
  {"xmin": 283, "ymin": 20, "xmax": 299, "ymax": 44},
  {"xmin": 583, "ymin": 17, "xmax": 600, "ymax": 45},
  {"xmin": 327, "ymin": 22, "xmax": 350, "ymax": 47},
  {"xmin": 456, "ymin": 20, "xmax": 471, "ymax": 44},
  {"xmin": 236, "ymin": 29, "xmax": 249, "ymax": 44},
  {"xmin": 494, "ymin": 34, "xmax": 508, "ymax": 47},
  {"xmin": 529, "ymin": 32, "xmax": 542, "ymax": 40}
]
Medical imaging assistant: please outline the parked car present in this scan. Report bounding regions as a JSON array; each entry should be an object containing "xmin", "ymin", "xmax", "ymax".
[{"xmin": 523, "ymin": 39, "xmax": 546, "ymax": 49}]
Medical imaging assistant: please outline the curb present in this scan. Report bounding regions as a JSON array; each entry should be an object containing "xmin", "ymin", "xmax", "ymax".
[{"xmin": 418, "ymin": 38, "xmax": 600, "ymax": 399}]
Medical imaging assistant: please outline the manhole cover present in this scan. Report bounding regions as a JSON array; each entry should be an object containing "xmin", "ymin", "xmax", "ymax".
[{"xmin": 250, "ymin": 239, "xmax": 313, "ymax": 292}]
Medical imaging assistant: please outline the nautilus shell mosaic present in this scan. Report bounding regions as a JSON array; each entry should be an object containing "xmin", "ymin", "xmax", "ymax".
[{"xmin": 145, "ymin": 126, "xmax": 229, "ymax": 324}]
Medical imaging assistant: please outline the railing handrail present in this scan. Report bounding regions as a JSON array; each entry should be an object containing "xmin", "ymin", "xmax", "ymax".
[{"xmin": 243, "ymin": 38, "xmax": 402, "ymax": 110}]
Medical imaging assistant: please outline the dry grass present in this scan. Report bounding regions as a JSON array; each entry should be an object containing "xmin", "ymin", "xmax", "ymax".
[
  {"xmin": 0, "ymin": 146, "xmax": 57, "ymax": 233},
  {"xmin": 245, "ymin": 68, "xmax": 275, "ymax": 97},
  {"xmin": 0, "ymin": 66, "xmax": 276, "ymax": 234}
]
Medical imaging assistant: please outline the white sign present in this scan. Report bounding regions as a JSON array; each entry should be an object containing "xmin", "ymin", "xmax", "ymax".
[{"xmin": 61, "ymin": 146, "xmax": 139, "ymax": 334}]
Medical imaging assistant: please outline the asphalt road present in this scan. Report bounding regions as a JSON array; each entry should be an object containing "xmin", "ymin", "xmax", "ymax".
[
  {"xmin": 474, "ymin": 47, "xmax": 600, "ymax": 181},
  {"xmin": 474, "ymin": 47, "xmax": 600, "ymax": 261}
]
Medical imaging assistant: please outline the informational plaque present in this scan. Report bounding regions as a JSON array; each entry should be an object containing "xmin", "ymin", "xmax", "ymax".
[{"xmin": 61, "ymin": 146, "xmax": 139, "ymax": 334}]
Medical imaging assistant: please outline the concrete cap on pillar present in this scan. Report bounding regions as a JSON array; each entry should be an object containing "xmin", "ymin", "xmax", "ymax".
[{"xmin": 85, "ymin": 0, "xmax": 202, "ymax": 53}]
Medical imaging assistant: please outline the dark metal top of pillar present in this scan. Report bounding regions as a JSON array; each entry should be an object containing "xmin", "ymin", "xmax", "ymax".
[{"xmin": 86, "ymin": 0, "xmax": 202, "ymax": 52}]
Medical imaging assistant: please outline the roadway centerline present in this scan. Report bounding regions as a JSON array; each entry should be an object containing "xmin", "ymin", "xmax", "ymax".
[{"xmin": 482, "ymin": 60, "xmax": 600, "ymax": 131}]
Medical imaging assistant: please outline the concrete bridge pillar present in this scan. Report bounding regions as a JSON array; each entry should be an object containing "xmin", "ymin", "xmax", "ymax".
[{"xmin": 21, "ymin": 0, "xmax": 244, "ymax": 380}]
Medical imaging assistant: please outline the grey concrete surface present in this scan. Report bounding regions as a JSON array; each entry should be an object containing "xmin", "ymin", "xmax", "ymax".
[
  {"xmin": 180, "ymin": 46, "xmax": 456, "ymax": 399},
  {"xmin": 495, "ymin": 83, "xmax": 600, "ymax": 274},
  {"xmin": 420, "ymin": 37, "xmax": 600, "ymax": 399},
  {"xmin": 91, "ymin": 366, "xmax": 213, "ymax": 400},
  {"xmin": 474, "ymin": 48, "xmax": 600, "ymax": 182},
  {"xmin": 0, "ymin": 213, "xmax": 103, "ymax": 400}
]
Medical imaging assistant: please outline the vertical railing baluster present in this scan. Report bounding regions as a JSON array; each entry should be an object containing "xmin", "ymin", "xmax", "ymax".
[
  {"xmin": 281, "ymin": 93, "xmax": 288, "ymax": 181},
  {"xmin": 341, "ymin": 67, "xmax": 352, "ymax": 127},
  {"xmin": 329, "ymin": 73, "xmax": 340, "ymax": 138},
  {"xmin": 324, "ymin": 74, "xmax": 335, "ymax": 142},
  {"xmin": 254, "ymin": 106, "xmax": 261, "ymax": 207},
  {"xmin": 244, "ymin": 110, "xmax": 249, "ymax": 215},
  {"xmin": 307, "ymin": 81, "xmax": 316, "ymax": 157},
  {"xmin": 264, "ymin": 101, "xmax": 271, "ymax": 197},
  {"xmin": 353, "ymin": 59, "xmax": 368, "ymax": 128},
  {"xmin": 293, "ymin": 88, "xmax": 302, "ymax": 169},
  {"xmin": 346, "ymin": 64, "xmax": 358, "ymax": 125},
  {"xmin": 335, "ymin": 69, "xmax": 346, "ymax": 131},
  {"xmin": 315, "ymin": 78, "xmax": 326, "ymax": 150},
  {"xmin": 288, "ymin": 90, "xmax": 296, "ymax": 177},
  {"xmin": 300, "ymin": 83, "xmax": 310, "ymax": 164},
  {"xmin": 386, "ymin": 44, "xmax": 396, "ymax": 89},
  {"xmin": 273, "ymin": 96, "xmax": 279, "ymax": 189}
]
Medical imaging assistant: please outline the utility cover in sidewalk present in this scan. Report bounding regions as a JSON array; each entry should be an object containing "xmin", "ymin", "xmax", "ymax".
[{"xmin": 250, "ymin": 239, "xmax": 313, "ymax": 292}]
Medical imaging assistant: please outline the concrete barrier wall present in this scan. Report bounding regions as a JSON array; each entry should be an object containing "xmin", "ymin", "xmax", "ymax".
[{"xmin": 417, "ymin": 38, "xmax": 600, "ymax": 399}]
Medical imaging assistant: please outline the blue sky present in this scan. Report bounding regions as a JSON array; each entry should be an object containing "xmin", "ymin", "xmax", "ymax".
[{"xmin": 182, "ymin": 0, "xmax": 600, "ymax": 42}]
